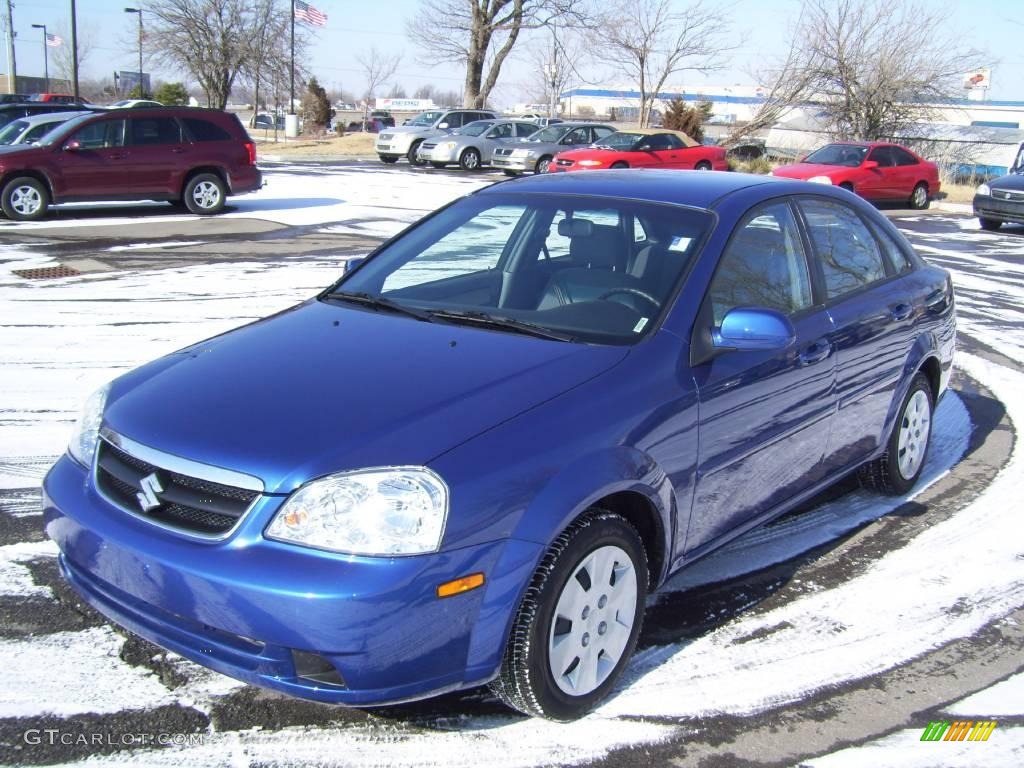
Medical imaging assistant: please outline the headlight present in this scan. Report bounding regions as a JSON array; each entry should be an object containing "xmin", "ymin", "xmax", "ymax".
[
  {"xmin": 266, "ymin": 467, "xmax": 449, "ymax": 556},
  {"xmin": 441, "ymin": 141, "xmax": 457, "ymax": 151},
  {"xmin": 68, "ymin": 383, "xmax": 110, "ymax": 468},
  {"xmin": 976, "ymin": 183, "xmax": 991, "ymax": 196},
  {"xmin": 578, "ymin": 159, "xmax": 603, "ymax": 167},
  {"xmin": 512, "ymin": 148, "xmax": 535, "ymax": 158},
  {"xmin": 809, "ymin": 175, "xmax": 833, "ymax": 185}
]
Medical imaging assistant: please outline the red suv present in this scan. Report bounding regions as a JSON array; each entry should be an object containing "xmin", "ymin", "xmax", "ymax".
[{"xmin": 0, "ymin": 107, "xmax": 262, "ymax": 221}]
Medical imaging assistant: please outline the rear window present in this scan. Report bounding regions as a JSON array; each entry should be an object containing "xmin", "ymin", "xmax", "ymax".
[{"xmin": 183, "ymin": 118, "xmax": 231, "ymax": 142}]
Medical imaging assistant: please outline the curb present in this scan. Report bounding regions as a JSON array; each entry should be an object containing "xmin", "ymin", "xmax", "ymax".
[{"xmin": 931, "ymin": 201, "xmax": 973, "ymax": 215}]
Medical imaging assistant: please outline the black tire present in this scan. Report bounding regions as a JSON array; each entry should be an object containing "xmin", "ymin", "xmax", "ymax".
[
  {"xmin": 839, "ymin": 181, "xmax": 854, "ymax": 192},
  {"xmin": 182, "ymin": 173, "xmax": 226, "ymax": 215},
  {"xmin": 859, "ymin": 373, "xmax": 933, "ymax": 495},
  {"xmin": 408, "ymin": 141, "xmax": 426, "ymax": 166},
  {"xmin": 909, "ymin": 182, "xmax": 930, "ymax": 210},
  {"xmin": 430, "ymin": 162, "xmax": 447, "ymax": 169},
  {"xmin": 1, "ymin": 176, "xmax": 49, "ymax": 221},
  {"xmin": 459, "ymin": 147, "xmax": 482, "ymax": 171},
  {"xmin": 610, "ymin": 161, "xmax": 629, "ymax": 169},
  {"xmin": 695, "ymin": 161, "xmax": 712, "ymax": 171},
  {"xmin": 379, "ymin": 155, "xmax": 399, "ymax": 164},
  {"xmin": 980, "ymin": 217, "xmax": 1002, "ymax": 231},
  {"xmin": 489, "ymin": 510, "xmax": 647, "ymax": 721},
  {"xmin": 534, "ymin": 156, "xmax": 553, "ymax": 174},
  {"xmin": 503, "ymin": 170, "xmax": 520, "ymax": 177}
]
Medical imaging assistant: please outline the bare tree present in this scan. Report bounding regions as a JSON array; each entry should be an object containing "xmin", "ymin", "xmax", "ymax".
[
  {"xmin": 522, "ymin": 29, "xmax": 589, "ymax": 114},
  {"xmin": 357, "ymin": 46, "xmax": 401, "ymax": 105},
  {"xmin": 242, "ymin": 0, "xmax": 297, "ymax": 117},
  {"xmin": 591, "ymin": 0, "xmax": 732, "ymax": 127},
  {"xmin": 51, "ymin": 23, "xmax": 95, "ymax": 86},
  {"xmin": 407, "ymin": 0, "xmax": 587, "ymax": 108},
  {"xmin": 736, "ymin": 0, "xmax": 985, "ymax": 142}
]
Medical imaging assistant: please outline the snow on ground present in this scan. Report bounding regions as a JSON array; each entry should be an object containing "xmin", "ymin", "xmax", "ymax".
[
  {"xmin": 799, "ymin": 727, "xmax": 1024, "ymax": 768},
  {"xmin": 946, "ymin": 670, "xmax": 1024, "ymax": 717}
]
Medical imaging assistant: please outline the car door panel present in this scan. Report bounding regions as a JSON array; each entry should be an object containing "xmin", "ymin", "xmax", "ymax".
[{"xmin": 56, "ymin": 117, "xmax": 128, "ymax": 199}]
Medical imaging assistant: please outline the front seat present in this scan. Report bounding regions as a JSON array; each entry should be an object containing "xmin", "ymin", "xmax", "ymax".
[{"xmin": 537, "ymin": 221, "xmax": 643, "ymax": 310}]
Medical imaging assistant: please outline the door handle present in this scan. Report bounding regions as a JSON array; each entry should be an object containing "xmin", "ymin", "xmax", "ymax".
[
  {"xmin": 799, "ymin": 339, "xmax": 831, "ymax": 366},
  {"xmin": 171, "ymin": 148, "xmax": 185, "ymax": 154},
  {"xmin": 109, "ymin": 153, "xmax": 126, "ymax": 160},
  {"xmin": 890, "ymin": 302, "xmax": 913, "ymax": 321}
]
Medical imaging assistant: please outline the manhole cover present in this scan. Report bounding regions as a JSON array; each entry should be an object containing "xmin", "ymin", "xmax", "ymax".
[{"xmin": 12, "ymin": 265, "xmax": 81, "ymax": 280}]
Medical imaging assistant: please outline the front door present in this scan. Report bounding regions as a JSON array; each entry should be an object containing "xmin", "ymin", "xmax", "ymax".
[
  {"xmin": 55, "ymin": 117, "xmax": 128, "ymax": 199},
  {"xmin": 687, "ymin": 199, "xmax": 836, "ymax": 554}
]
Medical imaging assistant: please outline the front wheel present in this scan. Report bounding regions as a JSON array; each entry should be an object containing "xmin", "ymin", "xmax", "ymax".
[
  {"xmin": 909, "ymin": 182, "xmax": 929, "ymax": 209},
  {"xmin": 695, "ymin": 161, "xmax": 712, "ymax": 171},
  {"xmin": 1, "ymin": 176, "xmax": 49, "ymax": 221},
  {"xmin": 408, "ymin": 141, "xmax": 426, "ymax": 166},
  {"xmin": 182, "ymin": 173, "xmax": 226, "ymax": 215},
  {"xmin": 459, "ymin": 147, "xmax": 481, "ymax": 171},
  {"xmin": 859, "ymin": 372, "xmax": 933, "ymax": 494},
  {"xmin": 534, "ymin": 156, "xmax": 553, "ymax": 174},
  {"xmin": 610, "ymin": 161, "xmax": 629, "ymax": 169},
  {"xmin": 379, "ymin": 155, "xmax": 399, "ymax": 164},
  {"xmin": 489, "ymin": 510, "xmax": 647, "ymax": 721},
  {"xmin": 980, "ymin": 217, "xmax": 1002, "ymax": 231},
  {"xmin": 503, "ymin": 170, "xmax": 520, "ymax": 177}
]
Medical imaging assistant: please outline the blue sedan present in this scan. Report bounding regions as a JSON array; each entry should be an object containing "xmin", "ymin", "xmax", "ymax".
[{"xmin": 43, "ymin": 170, "xmax": 955, "ymax": 720}]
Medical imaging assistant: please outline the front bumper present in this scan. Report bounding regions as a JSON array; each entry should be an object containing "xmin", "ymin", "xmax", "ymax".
[
  {"xmin": 43, "ymin": 454, "xmax": 542, "ymax": 705},
  {"xmin": 974, "ymin": 194, "xmax": 1024, "ymax": 224},
  {"xmin": 491, "ymin": 156, "xmax": 534, "ymax": 172},
  {"xmin": 418, "ymin": 145, "xmax": 459, "ymax": 164},
  {"xmin": 375, "ymin": 135, "xmax": 414, "ymax": 158}
]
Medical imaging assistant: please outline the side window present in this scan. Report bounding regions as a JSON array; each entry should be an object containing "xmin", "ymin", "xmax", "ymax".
[
  {"xmin": 867, "ymin": 147, "xmax": 894, "ymax": 166},
  {"xmin": 24, "ymin": 123, "xmax": 51, "ymax": 142},
  {"xmin": 870, "ymin": 221, "xmax": 913, "ymax": 273},
  {"xmin": 72, "ymin": 118, "xmax": 126, "ymax": 149},
  {"xmin": 800, "ymin": 198, "xmax": 888, "ymax": 299},
  {"xmin": 592, "ymin": 127, "xmax": 615, "ymax": 140},
  {"xmin": 183, "ymin": 118, "xmax": 230, "ymax": 142},
  {"xmin": 664, "ymin": 134, "xmax": 685, "ymax": 149},
  {"xmin": 892, "ymin": 147, "xmax": 920, "ymax": 166},
  {"xmin": 515, "ymin": 122, "xmax": 536, "ymax": 137},
  {"xmin": 382, "ymin": 205, "xmax": 527, "ymax": 292},
  {"xmin": 643, "ymin": 135, "xmax": 671, "ymax": 150},
  {"xmin": 130, "ymin": 117, "xmax": 182, "ymax": 146},
  {"xmin": 708, "ymin": 202, "xmax": 813, "ymax": 325},
  {"xmin": 444, "ymin": 112, "xmax": 465, "ymax": 128},
  {"xmin": 563, "ymin": 128, "xmax": 590, "ymax": 145},
  {"xmin": 489, "ymin": 123, "xmax": 514, "ymax": 139}
]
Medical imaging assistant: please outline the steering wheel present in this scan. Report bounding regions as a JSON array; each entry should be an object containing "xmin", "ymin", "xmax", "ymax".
[{"xmin": 597, "ymin": 287, "xmax": 660, "ymax": 314}]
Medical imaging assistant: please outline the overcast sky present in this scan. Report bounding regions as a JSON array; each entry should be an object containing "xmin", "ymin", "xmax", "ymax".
[{"xmin": 11, "ymin": 0, "xmax": 1023, "ymax": 103}]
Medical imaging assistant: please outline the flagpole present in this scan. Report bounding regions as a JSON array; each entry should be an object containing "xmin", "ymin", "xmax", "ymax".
[
  {"xmin": 70, "ymin": 0, "xmax": 79, "ymax": 98},
  {"xmin": 289, "ymin": 0, "xmax": 295, "ymax": 116}
]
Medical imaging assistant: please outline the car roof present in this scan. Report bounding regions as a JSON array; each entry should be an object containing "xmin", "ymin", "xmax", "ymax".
[
  {"xmin": 480, "ymin": 168, "xmax": 799, "ymax": 209},
  {"xmin": 18, "ymin": 110, "xmax": 90, "ymax": 125},
  {"xmin": 610, "ymin": 128, "xmax": 699, "ymax": 147}
]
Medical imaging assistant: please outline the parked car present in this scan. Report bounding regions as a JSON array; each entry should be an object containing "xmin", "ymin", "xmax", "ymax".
[
  {"xmin": 251, "ymin": 113, "xmax": 285, "ymax": 131},
  {"xmin": 973, "ymin": 141, "xmax": 1024, "ymax": 230},
  {"xmin": 375, "ymin": 108, "xmax": 498, "ymax": 165},
  {"xmin": 0, "ymin": 107, "xmax": 261, "ymax": 221},
  {"xmin": 417, "ymin": 119, "xmax": 539, "ymax": 170},
  {"xmin": 491, "ymin": 121, "xmax": 616, "ymax": 175},
  {"xmin": 0, "ymin": 102, "xmax": 100, "ymax": 131},
  {"xmin": 29, "ymin": 93, "xmax": 87, "ymax": 104},
  {"xmin": 0, "ymin": 93, "xmax": 31, "ymax": 104},
  {"xmin": 370, "ymin": 110, "xmax": 395, "ymax": 128},
  {"xmin": 109, "ymin": 99, "xmax": 165, "ymax": 109},
  {"xmin": 346, "ymin": 118, "xmax": 386, "ymax": 133},
  {"xmin": 771, "ymin": 142, "xmax": 940, "ymax": 209},
  {"xmin": 0, "ymin": 110, "xmax": 89, "ymax": 146},
  {"xmin": 44, "ymin": 170, "xmax": 954, "ymax": 721},
  {"xmin": 550, "ymin": 129, "xmax": 728, "ymax": 173}
]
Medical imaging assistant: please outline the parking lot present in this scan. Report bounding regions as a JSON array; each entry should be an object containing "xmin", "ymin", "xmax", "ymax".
[{"xmin": 1, "ymin": 164, "xmax": 1023, "ymax": 767}]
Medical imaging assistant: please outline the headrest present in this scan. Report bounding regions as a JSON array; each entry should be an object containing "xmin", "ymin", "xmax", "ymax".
[{"xmin": 557, "ymin": 218, "xmax": 594, "ymax": 238}]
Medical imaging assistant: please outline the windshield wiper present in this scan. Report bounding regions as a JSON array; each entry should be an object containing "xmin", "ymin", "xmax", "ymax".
[
  {"xmin": 428, "ymin": 309, "xmax": 577, "ymax": 342},
  {"xmin": 325, "ymin": 291, "xmax": 437, "ymax": 323}
]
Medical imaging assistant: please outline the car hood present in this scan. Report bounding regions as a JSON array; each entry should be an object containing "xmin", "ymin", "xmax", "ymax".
[
  {"xmin": 989, "ymin": 172, "xmax": 1024, "ymax": 191},
  {"xmin": 104, "ymin": 299, "xmax": 629, "ymax": 494},
  {"xmin": 772, "ymin": 162, "xmax": 848, "ymax": 179},
  {"xmin": 384, "ymin": 125, "xmax": 435, "ymax": 136}
]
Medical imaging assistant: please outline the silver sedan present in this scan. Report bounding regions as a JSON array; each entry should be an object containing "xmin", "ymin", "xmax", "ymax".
[{"xmin": 417, "ymin": 120, "xmax": 539, "ymax": 171}]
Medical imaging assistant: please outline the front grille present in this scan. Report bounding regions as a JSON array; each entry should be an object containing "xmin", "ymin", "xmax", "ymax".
[
  {"xmin": 420, "ymin": 142, "xmax": 437, "ymax": 150},
  {"xmin": 95, "ymin": 439, "xmax": 259, "ymax": 536},
  {"xmin": 993, "ymin": 188, "xmax": 1024, "ymax": 201},
  {"xmin": 494, "ymin": 147, "xmax": 513, "ymax": 157}
]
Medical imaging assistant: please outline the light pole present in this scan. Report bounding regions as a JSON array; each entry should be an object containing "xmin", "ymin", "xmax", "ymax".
[
  {"xmin": 31, "ymin": 24, "xmax": 49, "ymax": 92},
  {"xmin": 123, "ymin": 7, "xmax": 143, "ymax": 97}
]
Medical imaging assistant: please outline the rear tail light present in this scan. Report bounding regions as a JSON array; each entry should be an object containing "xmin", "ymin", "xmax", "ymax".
[{"xmin": 243, "ymin": 141, "xmax": 256, "ymax": 166}]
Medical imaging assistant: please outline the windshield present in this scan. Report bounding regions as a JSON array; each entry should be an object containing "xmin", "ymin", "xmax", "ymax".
[
  {"xmin": 0, "ymin": 119, "xmax": 29, "ymax": 144},
  {"xmin": 37, "ymin": 113, "xmax": 92, "ymax": 146},
  {"xmin": 804, "ymin": 143, "xmax": 869, "ymax": 167},
  {"xmin": 406, "ymin": 110, "xmax": 445, "ymax": 127},
  {"xmin": 456, "ymin": 121, "xmax": 493, "ymax": 137},
  {"xmin": 595, "ymin": 132, "xmax": 642, "ymax": 150},
  {"xmin": 325, "ymin": 192, "xmax": 712, "ymax": 345}
]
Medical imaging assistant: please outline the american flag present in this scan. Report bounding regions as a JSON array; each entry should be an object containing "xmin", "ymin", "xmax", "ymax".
[
  {"xmin": 46, "ymin": 33, "xmax": 64, "ymax": 48},
  {"xmin": 294, "ymin": 0, "xmax": 327, "ymax": 27}
]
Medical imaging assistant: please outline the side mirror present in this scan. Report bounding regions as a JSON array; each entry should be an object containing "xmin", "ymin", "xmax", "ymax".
[
  {"xmin": 638, "ymin": 143, "xmax": 653, "ymax": 152},
  {"xmin": 863, "ymin": 159, "xmax": 879, "ymax": 170},
  {"xmin": 342, "ymin": 256, "xmax": 365, "ymax": 275},
  {"xmin": 63, "ymin": 139, "xmax": 81, "ymax": 151},
  {"xmin": 712, "ymin": 307, "xmax": 795, "ymax": 352}
]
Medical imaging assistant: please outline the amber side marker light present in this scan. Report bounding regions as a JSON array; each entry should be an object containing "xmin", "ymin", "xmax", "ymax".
[{"xmin": 437, "ymin": 573, "xmax": 486, "ymax": 598}]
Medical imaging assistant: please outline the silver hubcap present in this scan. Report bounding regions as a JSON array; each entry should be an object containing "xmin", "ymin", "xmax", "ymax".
[
  {"xmin": 537, "ymin": 159, "xmax": 549, "ymax": 173},
  {"xmin": 897, "ymin": 390, "xmax": 931, "ymax": 479},
  {"xmin": 10, "ymin": 185, "xmax": 42, "ymax": 216},
  {"xmin": 913, "ymin": 185, "xmax": 927, "ymax": 206},
  {"xmin": 464, "ymin": 152, "xmax": 479, "ymax": 169},
  {"xmin": 191, "ymin": 180, "xmax": 221, "ymax": 209},
  {"xmin": 697, "ymin": 164, "xmax": 710, "ymax": 171},
  {"xmin": 548, "ymin": 544, "xmax": 638, "ymax": 696}
]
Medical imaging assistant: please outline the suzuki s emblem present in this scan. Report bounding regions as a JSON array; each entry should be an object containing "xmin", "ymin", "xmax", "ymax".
[{"xmin": 136, "ymin": 473, "xmax": 164, "ymax": 512}]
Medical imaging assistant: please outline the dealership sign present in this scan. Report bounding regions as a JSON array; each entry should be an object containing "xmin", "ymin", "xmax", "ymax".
[
  {"xmin": 375, "ymin": 98, "xmax": 436, "ymax": 110},
  {"xmin": 963, "ymin": 68, "xmax": 991, "ymax": 90}
]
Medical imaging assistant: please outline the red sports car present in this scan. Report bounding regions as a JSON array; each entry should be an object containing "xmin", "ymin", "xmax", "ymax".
[
  {"xmin": 771, "ymin": 141, "xmax": 940, "ymax": 209},
  {"xmin": 548, "ymin": 129, "xmax": 728, "ymax": 172}
]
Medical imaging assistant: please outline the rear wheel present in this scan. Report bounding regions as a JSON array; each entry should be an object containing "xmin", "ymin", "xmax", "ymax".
[
  {"xmin": 182, "ymin": 173, "xmax": 226, "ymax": 215},
  {"xmin": 979, "ymin": 217, "xmax": 1002, "ymax": 231},
  {"xmin": 695, "ymin": 161, "xmax": 712, "ymax": 171},
  {"xmin": 909, "ymin": 182, "xmax": 929, "ymax": 209},
  {"xmin": 839, "ymin": 181, "xmax": 854, "ymax": 192},
  {"xmin": 489, "ymin": 510, "xmax": 647, "ymax": 721},
  {"xmin": 459, "ymin": 147, "xmax": 481, "ymax": 171},
  {"xmin": 859, "ymin": 373, "xmax": 933, "ymax": 494},
  {"xmin": 1, "ymin": 176, "xmax": 49, "ymax": 221},
  {"xmin": 535, "ymin": 156, "xmax": 553, "ymax": 174},
  {"xmin": 610, "ymin": 161, "xmax": 629, "ymax": 169}
]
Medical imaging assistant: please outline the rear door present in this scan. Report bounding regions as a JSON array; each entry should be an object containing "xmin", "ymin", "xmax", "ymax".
[
  {"xmin": 55, "ymin": 116, "xmax": 128, "ymax": 198},
  {"xmin": 124, "ymin": 115, "xmax": 187, "ymax": 195},
  {"xmin": 687, "ymin": 200, "xmax": 835, "ymax": 553}
]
